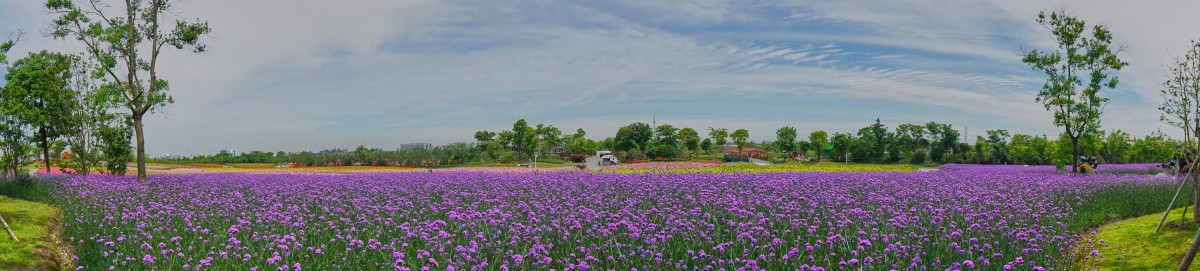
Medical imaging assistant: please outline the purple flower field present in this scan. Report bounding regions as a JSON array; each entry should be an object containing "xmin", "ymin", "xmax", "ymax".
[{"xmin": 55, "ymin": 169, "xmax": 1176, "ymax": 270}]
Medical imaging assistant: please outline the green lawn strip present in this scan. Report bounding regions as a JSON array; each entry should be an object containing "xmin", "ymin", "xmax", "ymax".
[
  {"xmin": 0, "ymin": 196, "xmax": 67, "ymax": 270},
  {"xmin": 1080, "ymin": 207, "xmax": 1200, "ymax": 270}
]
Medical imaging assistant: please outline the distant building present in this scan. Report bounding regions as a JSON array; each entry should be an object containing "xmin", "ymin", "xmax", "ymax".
[
  {"xmin": 399, "ymin": 143, "xmax": 432, "ymax": 151},
  {"xmin": 219, "ymin": 149, "xmax": 239, "ymax": 156}
]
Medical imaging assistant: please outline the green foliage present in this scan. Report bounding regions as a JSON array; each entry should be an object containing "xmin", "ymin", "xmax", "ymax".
[
  {"xmin": 646, "ymin": 142, "xmax": 678, "ymax": 159},
  {"xmin": 910, "ymin": 149, "xmax": 927, "ymax": 164},
  {"xmin": 708, "ymin": 127, "xmax": 728, "ymax": 146},
  {"xmin": 1, "ymin": 51, "xmax": 80, "ymax": 173},
  {"xmin": 1023, "ymin": 9, "xmax": 1127, "ymax": 172},
  {"xmin": 774, "ymin": 126, "xmax": 798, "ymax": 156},
  {"xmin": 855, "ymin": 119, "xmax": 891, "ymax": 159},
  {"xmin": 0, "ymin": 38, "xmax": 12, "ymax": 64},
  {"xmin": 654, "ymin": 124, "xmax": 677, "ymax": 146},
  {"xmin": 678, "ymin": 127, "xmax": 700, "ymax": 151},
  {"xmin": 510, "ymin": 119, "xmax": 538, "ymax": 159},
  {"xmin": 830, "ymin": 133, "xmax": 853, "ymax": 162},
  {"xmin": 985, "ymin": 129, "xmax": 1010, "ymax": 164},
  {"xmin": 1100, "ymin": 130, "xmax": 1132, "ymax": 163},
  {"xmin": 614, "ymin": 122, "xmax": 652, "ymax": 154},
  {"xmin": 699, "ymin": 138, "xmax": 713, "ymax": 151},
  {"xmin": 47, "ymin": 0, "xmax": 213, "ymax": 181},
  {"xmin": 808, "ymin": 130, "xmax": 828, "ymax": 159},
  {"xmin": 98, "ymin": 125, "xmax": 132, "ymax": 175},
  {"xmin": 731, "ymin": 129, "xmax": 749, "ymax": 153},
  {"xmin": 473, "ymin": 130, "xmax": 496, "ymax": 143}
]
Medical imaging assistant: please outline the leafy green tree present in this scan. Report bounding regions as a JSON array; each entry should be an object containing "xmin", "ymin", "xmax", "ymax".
[
  {"xmin": 1022, "ymin": 10, "xmax": 1127, "ymax": 173},
  {"xmin": 700, "ymin": 138, "xmax": 713, "ymax": 152},
  {"xmin": 654, "ymin": 125, "xmax": 678, "ymax": 146},
  {"xmin": 775, "ymin": 126, "xmax": 798, "ymax": 157},
  {"xmin": 474, "ymin": 131, "xmax": 496, "ymax": 143},
  {"xmin": 1100, "ymin": 130, "xmax": 1131, "ymax": 163},
  {"xmin": 614, "ymin": 122, "xmax": 652, "ymax": 156},
  {"xmin": 809, "ymin": 130, "xmax": 828, "ymax": 160},
  {"xmin": 535, "ymin": 124, "xmax": 561, "ymax": 156},
  {"xmin": 98, "ymin": 124, "xmax": 132, "ymax": 175},
  {"xmin": 48, "ymin": 0, "xmax": 213, "ymax": 182},
  {"xmin": 510, "ymin": 119, "xmax": 535, "ymax": 159},
  {"xmin": 679, "ymin": 128, "xmax": 700, "ymax": 151},
  {"xmin": 0, "ymin": 119, "xmax": 30, "ymax": 179},
  {"xmin": 830, "ymin": 133, "xmax": 852, "ymax": 162},
  {"xmin": 856, "ymin": 119, "xmax": 891, "ymax": 159},
  {"xmin": 0, "ymin": 36, "xmax": 27, "ymax": 179},
  {"xmin": 1130, "ymin": 132, "xmax": 1176, "ymax": 163},
  {"xmin": 1, "ymin": 51, "xmax": 80, "ymax": 174},
  {"xmin": 731, "ymin": 129, "xmax": 749, "ymax": 154},
  {"xmin": 894, "ymin": 123, "xmax": 926, "ymax": 157},
  {"xmin": 985, "ymin": 129, "xmax": 1010, "ymax": 164},
  {"xmin": 708, "ymin": 127, "xmax": 728, "ymax": 147},
  {"xmin": 1008, "ymin": 134, "xmax": 1037, "ymax": 165}
]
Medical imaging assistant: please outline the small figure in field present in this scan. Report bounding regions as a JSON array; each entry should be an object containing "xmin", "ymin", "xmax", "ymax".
[{"xmin": 1076, "ymin": 156, "xmax": 1100, "ymax": 174}]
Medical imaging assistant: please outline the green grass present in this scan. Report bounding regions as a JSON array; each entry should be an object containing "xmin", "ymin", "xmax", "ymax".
[
  {"xmin": 1078, "ymin": 207, "xmax": 1200, "ymax": 270},
  {"xmin": 0, "ymin": 196, "xmax": 67, "ymax": 270}
]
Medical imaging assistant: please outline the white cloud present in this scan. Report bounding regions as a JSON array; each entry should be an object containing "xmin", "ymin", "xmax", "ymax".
[{"xmin": 2, "ymin": 0, "xmax": 1195, "ymax": 155}]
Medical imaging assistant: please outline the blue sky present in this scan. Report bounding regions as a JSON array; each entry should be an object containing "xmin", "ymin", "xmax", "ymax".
[{"xmin": 2, "ymin": 0, "xmax": 1199, "ymax": 156}]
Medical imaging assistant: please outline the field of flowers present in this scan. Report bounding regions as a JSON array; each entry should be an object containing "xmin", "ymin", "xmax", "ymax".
[
  {"xmin": 48, "ymin": 166, "xmax": 1182, "ymax": 270},
  {"xmin": 603, "ymin": 162, "xmax": 921, "ymax": 174}
]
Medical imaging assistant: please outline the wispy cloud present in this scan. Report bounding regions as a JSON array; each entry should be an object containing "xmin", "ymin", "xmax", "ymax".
[{"xmin": 0, "ymin": 0, "xmax": 1193, "ymax": 155}]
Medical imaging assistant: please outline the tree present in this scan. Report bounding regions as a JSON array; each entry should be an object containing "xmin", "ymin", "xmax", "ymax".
[
  {"xmin": 99, "ymin": 124, "xmax": 132, "ymax": 175},
  {"xmin": 1008, "ymin": 134, "xmax": 1039, "ymax": 165},
  {"xmin": 1159, "ymin": 41, "xmax": 1200, "ymax": 147},
  {"xmin": 654, "ymin": 125, "xmax": 678, "ymax": 146},
  {"xmin": 700, "ymin": 138, "xmax": 713, "ymax": 152},
  {"xmin": 48, "ymin": 0, "xmax": 213, "ymax": 182},
  {"xmin": 62, "ymin": 56, "xmax": 116, "ymax": 175},
  {"xmin": 535, "ymin": 124, "xmax": 561, "ymax": 156},
  {"xmin": 731, "ymin": 129, "xmax": 749, "ymax": 154},
  {"xmin": 895, "ymin": 123, "xmax": 927, "ymax": 157},
  {"xmin": 1022, "ymin": 9, "xmax": 1127, "ymax": 173},
  {"xmin": 510, "ymin": 119, "xmax": 536, "ymax": 160},
  {"xmin": 1, "ymin": 51, "xmax": 80, "ymax": 175},
  {"xmin": 1100, "ymin": 130, "xmax": 1131, "ymax": 163},
  {"xmin": 809, "ymin": 130, "xmax": 828, "ymax": 160},
  {"xmin": 614, "ymin": 122, "xmax": 653, "ymax": 156},
  {"xmin": 474, "ymin": 131, "xmax": 496, "ymax": 143},
  {"xmin": 0, "ymin": 35, "xmax": 29, "ymax": 179},
  {"xmin": 679, "ymin": 128, "xmax": 700, "ymax": 151},
  {"xmin": 985, "ymin": 129, "xmax": 1010, "ymax": 164},
  {"xmin": 856, "ymin": 119, "xmax": 891, "ymax": 159},
  {"xmin": 775, "ymin": 126, "xmax": 798, "ymax": 157},
  {"xmin": 708, "ymin": 127, "xmax": 728, "ymax": 147}
]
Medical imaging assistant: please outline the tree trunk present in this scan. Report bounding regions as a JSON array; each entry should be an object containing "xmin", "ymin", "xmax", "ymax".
[
  {"xmin": 1193, "ymin": 172, "xmax": 1200, "ymax": 223},
  {"xmin": 133, "ymin": 114, "xmax": 147, "ymax": 184},
  {"xmin": 1178, "ymin": 222, "xmax": 1200, "ymax": 270}
]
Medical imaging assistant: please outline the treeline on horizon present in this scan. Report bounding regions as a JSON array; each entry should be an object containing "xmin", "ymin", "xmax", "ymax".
[{"xmin": 151, "ymin": 118, "xmax": 1177, "ymax": 168}]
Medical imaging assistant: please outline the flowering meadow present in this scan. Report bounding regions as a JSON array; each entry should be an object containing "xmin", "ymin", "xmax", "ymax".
[
  {"xmin": 603, "ymin": 162, "xmax": 921, "ymax": 174},
  {"xmin": 51, "ymin": 168, "xmax": 1180, "ymax": 270}
]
